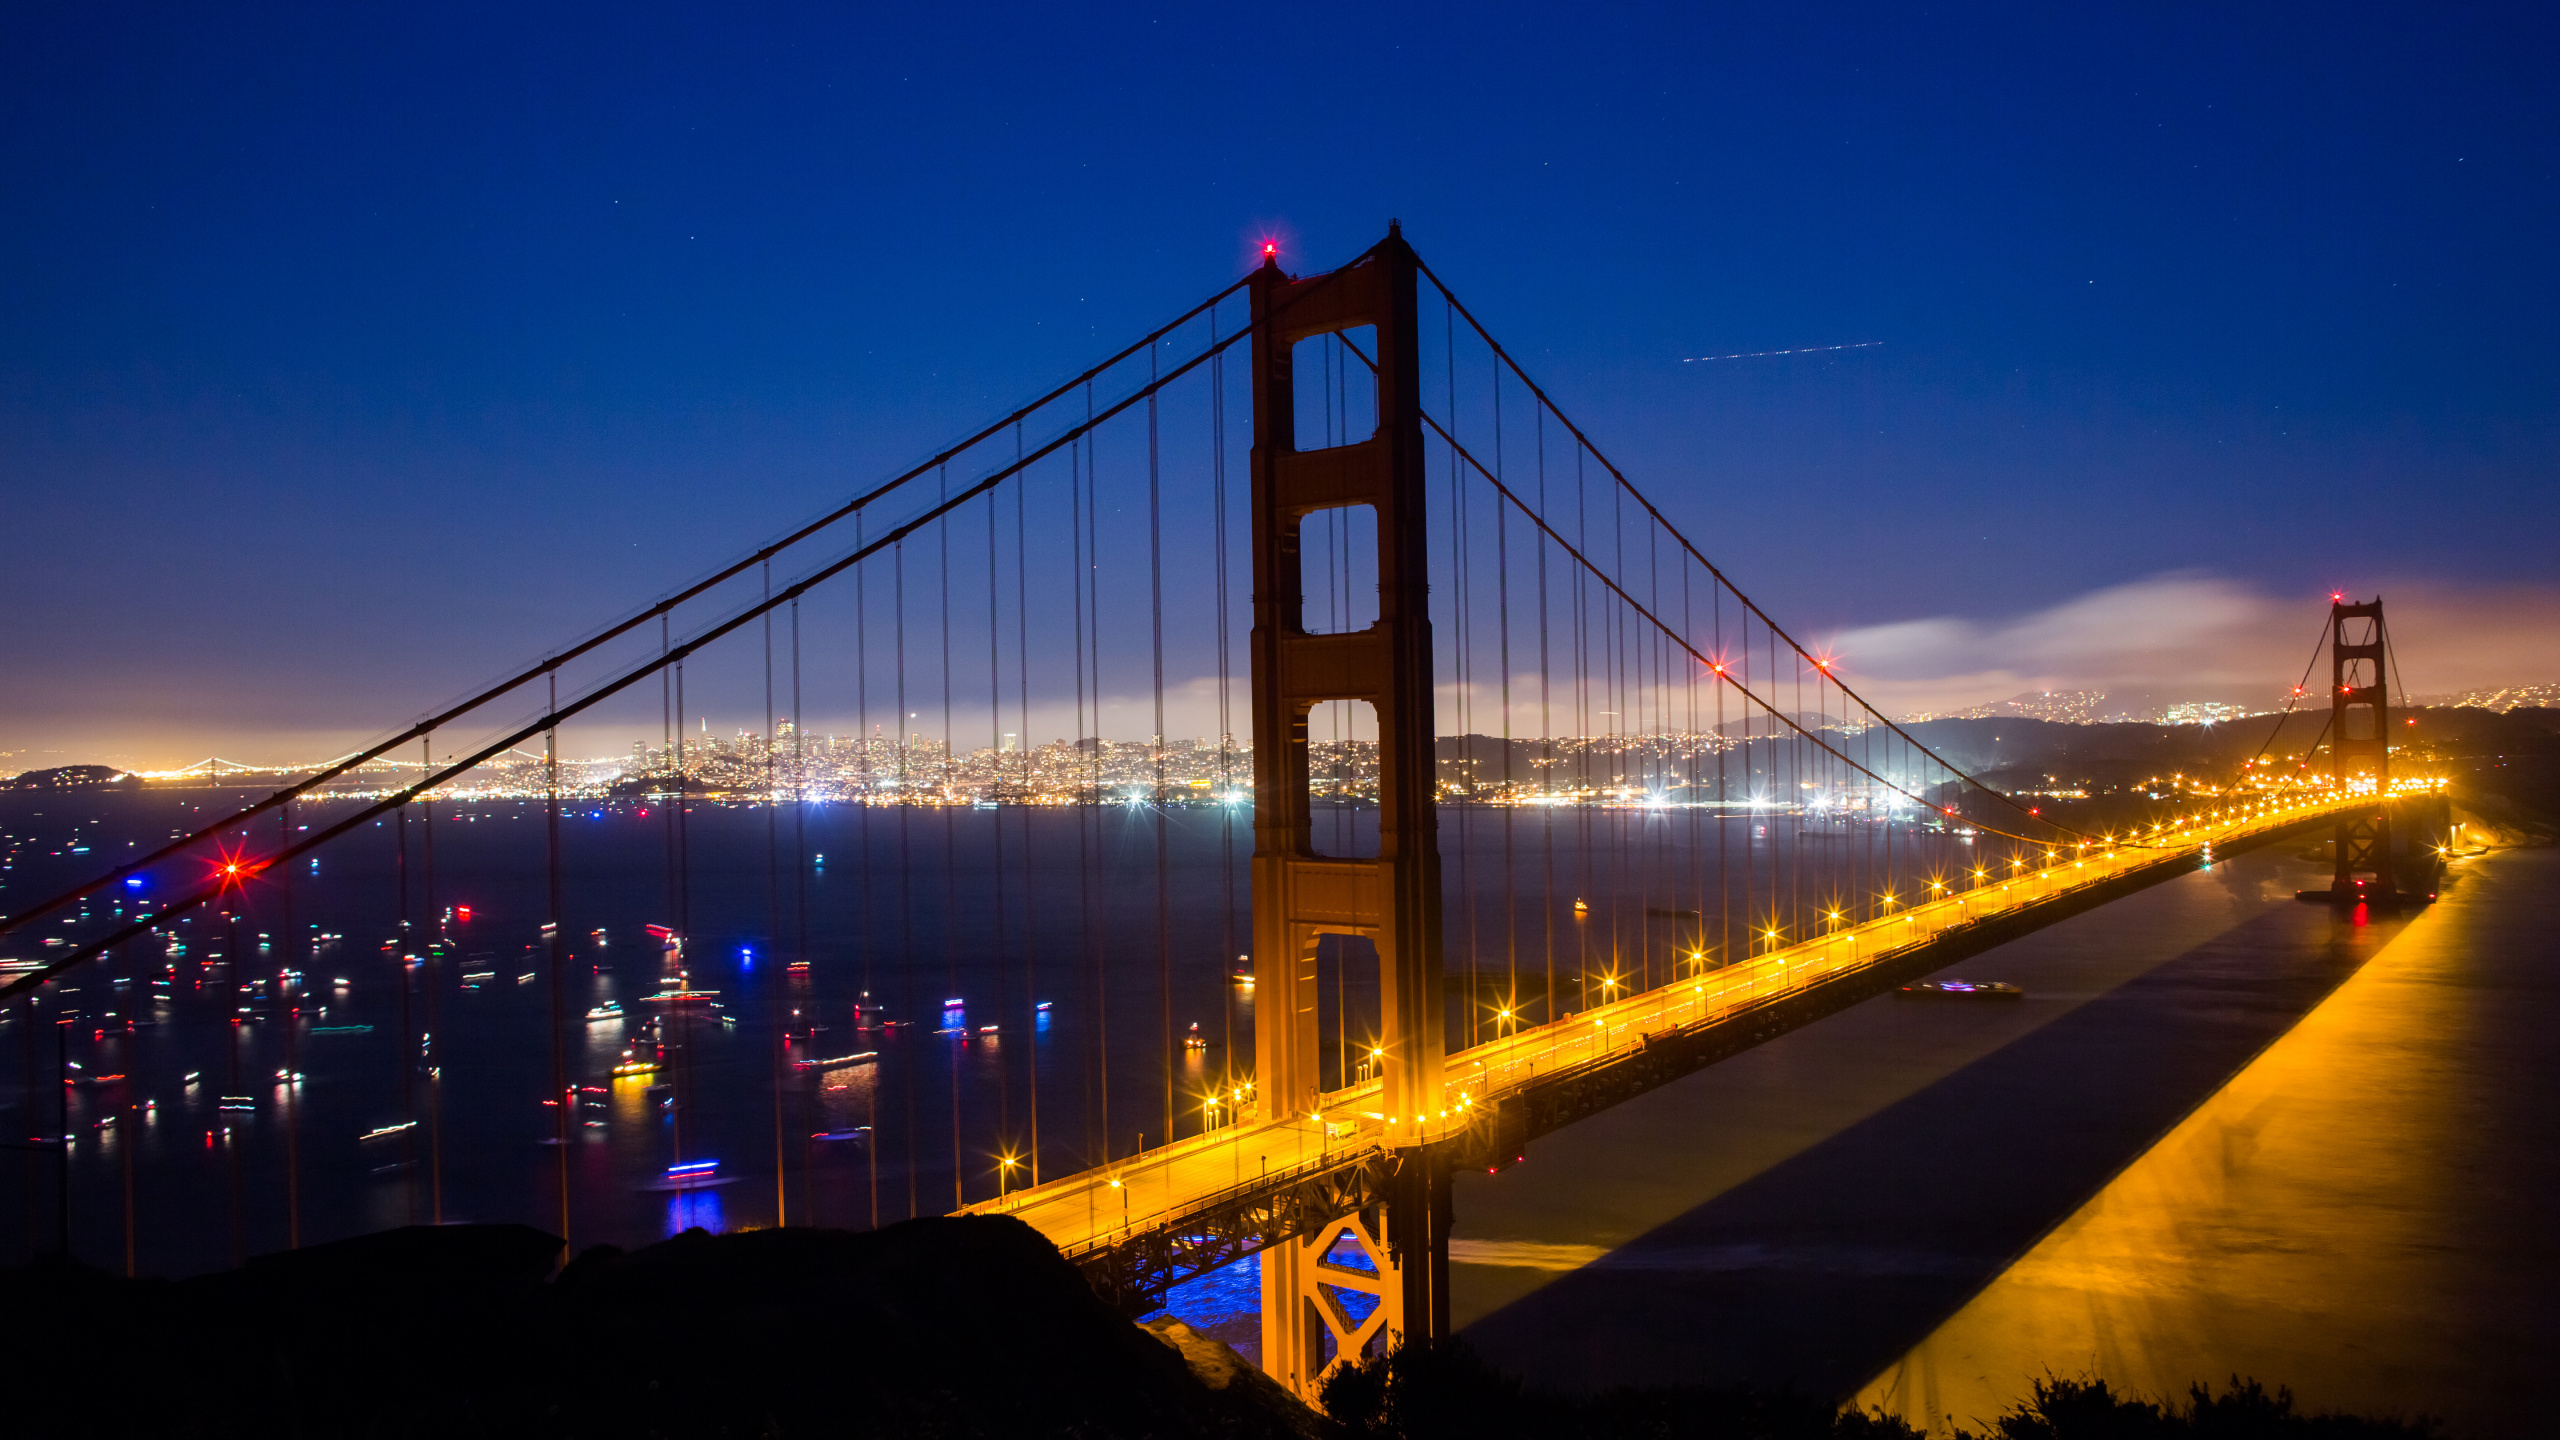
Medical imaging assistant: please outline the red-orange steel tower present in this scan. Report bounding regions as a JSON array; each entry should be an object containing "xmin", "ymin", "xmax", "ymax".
[
  {"xmin": 1246, "ymin": 225, "xmax": 1450, "ymax": 1394},
  {"xmin": 2327, "ymin": 596, "xmax": 2394, "ymax": 899}
]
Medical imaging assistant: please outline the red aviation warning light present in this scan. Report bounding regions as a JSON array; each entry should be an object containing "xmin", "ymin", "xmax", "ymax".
[{"xmin": 209, "ymin": 843, "xmax": 257, "ymax": 890}]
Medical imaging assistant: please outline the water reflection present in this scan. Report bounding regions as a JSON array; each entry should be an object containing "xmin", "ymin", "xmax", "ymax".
[
  {"xmin": 1454, "ymin": 846, "xmax": 2413, "ymax": 1396},
  {"xmin": 1858, "ymin": 850, "xmax": 2554, "ymax": 1438},
  {"xmin": 666, "ymin": 1189, "xmax": 725, "ymax": 1236}
]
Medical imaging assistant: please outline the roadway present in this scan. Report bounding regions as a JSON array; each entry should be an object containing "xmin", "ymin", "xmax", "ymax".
[{"xmin": 964, "ymin": 791, "xmax": 2385, "ymax": 1263}]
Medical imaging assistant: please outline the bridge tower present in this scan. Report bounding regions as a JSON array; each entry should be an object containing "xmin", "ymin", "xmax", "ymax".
[
  {"xmin": 2326, "ymin": 595, "xmax": 2394, "ymax": 900},
  {"xmin": 1246, "ymin": 225, "xmax": 1452, "ymax": 1398}
]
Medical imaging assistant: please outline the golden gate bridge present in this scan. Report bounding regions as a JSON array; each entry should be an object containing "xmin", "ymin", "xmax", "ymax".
[{"xmin": 0, "ymin": 224, "xmax": 2431, "ymax": 1402}]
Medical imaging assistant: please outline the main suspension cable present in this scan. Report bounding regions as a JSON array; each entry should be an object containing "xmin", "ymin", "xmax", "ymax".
[
  {"xmin": 1414, "ymin": 260, "xmax": 2097, "ymax": 844},
  {"xmin": 0, "ymin": 274, "xmax": 1262, "ymax": 943}
]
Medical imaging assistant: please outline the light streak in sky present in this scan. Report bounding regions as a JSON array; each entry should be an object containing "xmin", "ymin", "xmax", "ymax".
[{"xmin": 1681, "ymin": 341, "xmax": 1883, "ymax": 363}]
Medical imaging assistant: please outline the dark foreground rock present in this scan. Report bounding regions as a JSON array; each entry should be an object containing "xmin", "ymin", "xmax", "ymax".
[
  {"xmin": 2, "ymin": 1215, "xmax": 1324, "ymax": 1439},
  {"xmin": 1319, "ymin": 1342, "xmax": 2440, "ymax": 1440}
]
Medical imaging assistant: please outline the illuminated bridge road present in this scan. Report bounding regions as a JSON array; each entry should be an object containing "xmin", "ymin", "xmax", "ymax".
[{"xmin": 967, "ymin": 792, "xmax": 2381, "ymax": 1297}]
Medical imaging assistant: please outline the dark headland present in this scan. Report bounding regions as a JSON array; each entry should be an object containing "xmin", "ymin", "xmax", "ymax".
[{"xmin": 4, "ymin": 1217, "xmax": 2449, "ymax": 1439}]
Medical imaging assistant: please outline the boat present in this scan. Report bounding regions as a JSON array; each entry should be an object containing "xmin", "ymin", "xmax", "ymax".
[
  {"xmin": 611, "ymin": 1047, "xmax": 664, "ymax": 1077},
  {"xmin": 640, "ymin": 1159, "xmax": 734, "ymax": 1192},
  {"xmin": 791, "ymin": 1050, "xmax": 879, "ymax": 1072},
  {"xmin": 585, "ymin": 1001, "xmax": 624, "ymax": 1022},
  {"xmin": 1894, "ymin": 980, "xmax": 2024, "ymax": 1001},
  {"xmin": 810, "ymin": 1127, "xmax": 870, "ymax": 1144},
  {"xmin": 1183, "ymin": 1022, "xmax": 1209, "ymax": 1051}
]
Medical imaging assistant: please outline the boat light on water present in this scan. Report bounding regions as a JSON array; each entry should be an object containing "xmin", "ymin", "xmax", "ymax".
[
  {"xmin": 645, "ymin": 1159, "xmax": 732, "ymax": 1192},
  {"xmin": 791, "ymin": 1051, "xmax": 879, "ymax": 1071},
  {"xmin": 1895, "ymin": 979, "xmax": 2025, "ymax": 1001},
  {"xmin": 810, "ymin": 1127, "xmax": 870, "ymax": 1143}
]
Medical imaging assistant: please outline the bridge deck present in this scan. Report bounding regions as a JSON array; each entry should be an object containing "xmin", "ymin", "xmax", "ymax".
[{"xmin": 965, "ymin": 796, "xmax": 2375, "ymax": 1277}]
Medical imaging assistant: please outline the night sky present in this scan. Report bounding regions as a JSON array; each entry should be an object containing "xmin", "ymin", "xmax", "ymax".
[{"xmin": 5, "ymin": 3, "xmax": 2555, "ymax": 765}]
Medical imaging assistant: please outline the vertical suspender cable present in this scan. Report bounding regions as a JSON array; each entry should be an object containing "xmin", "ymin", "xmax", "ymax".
[
  {"xmin": 1535, "ymin": 401, "xmax": 1553, "ymax": 1025},
  {"xmin": 1609, "ymin": 474, "xmax": 1625, "ymax": 987},
  {"xmin": 1464, "ymin": 343, "xmax": 1484, "ymax": 1035},
  {"xmin": 1572, "ymin": 446, "xmax": 1590, "ymax": 1008},
  {"xmin": 1149, "ymin": 343, "xmax": 1171, "ymax": 1152},
  {"xmin": 940, "ymin": 466, "xmax": 962, "ymax": 1208},
  {"xmin": 1715, "ymin": 581, "xmax": 1727, "ymax": 968},
  {"xmin": 896, "ymin": 539, "xmax": 918, "ymax": 1219},
  {"xmin": 1013, "ymin": 424, "xmax": 1038, "ymax": 1182},
  {"xmin": 988, "ymin": 476, "xmax": 1011, "ymax": 1159},
  {"xmin": 1741, "ymin": 609, "xmax": 1754, "ymax": 954},
  {"xmin": 676, "ymin": 663, "xmax": 691, "ymax": 943},
  {"xmin": 674, "ymin": 659, "xmax": 692, "ymax": 1161},
  {"xmin": 396, "ymin": 781, "xmax": 416, "ymax": 1220},
  {"xmin": 765, "ymin": 563, "xmax": 787, "ymax": 1226},
  {"xmin": 1083, "ymin": 390, "xmax": 1110, "ymax": 1170},
  {"xmin": 1071, "ymin": 425, "xmax": 1099, "ymax": 1171},
  {"xmin": 423, "ymin": 735, "xmax": 442, "ymax": 1224},
  {"xmin": 661, "ymin": 616, "xmax": 678, "ymax": 950},
  {"xmin": 791, "ymin": 596, "xmax": 813, "ymax": 1222},
  {"xmin": 856, "ymin": 516, "xmax": 879, "ymax": 1230},
  {"xmin": 280, "ymin": 801, "xmax": 299, "ymax": 1248},
  {"xmin": 547, "ymin": 673, "xmax": 568, "ymax": 1246},
  {"xmin": 1211, "ymin": 315, "xmax": 1236, "ymax": 1119},
  {"xmin": 1495, "ymin": 374, "xmax": 1515, "ymax": 1030}
]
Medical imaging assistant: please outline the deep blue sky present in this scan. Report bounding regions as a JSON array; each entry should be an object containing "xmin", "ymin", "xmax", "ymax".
[{"xmin": 5, "ymin": 3, "xmax": 2555, "ymax": 763}]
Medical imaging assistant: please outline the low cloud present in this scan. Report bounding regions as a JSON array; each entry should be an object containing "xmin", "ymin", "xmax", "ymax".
[
  {"xmin": 1829, "ymin": 572, "xmax": 2560, "ymax": 717},
  {"xmin": 19, "ymin": 573, "xmax": 2555, "ymax": 770}
]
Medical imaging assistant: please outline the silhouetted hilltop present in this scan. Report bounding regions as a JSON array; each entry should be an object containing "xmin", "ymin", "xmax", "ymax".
[
  {"xmin": 1, "ymin": 1216, "xmax": 1324, "ymax": 1439},
  {"xmin": 3, "ymin": 763, "xmax": 134, "ymax": 790}
]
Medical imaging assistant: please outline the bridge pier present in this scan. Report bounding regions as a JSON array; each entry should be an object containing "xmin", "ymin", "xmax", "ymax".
[{"xmin": 1256, "ymin": 1148, "xmax": 1453, "ymax": 1400}]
